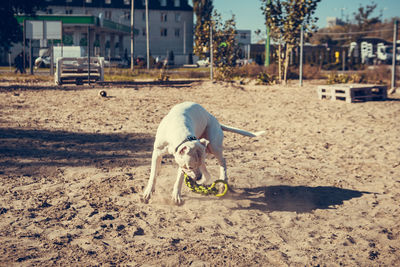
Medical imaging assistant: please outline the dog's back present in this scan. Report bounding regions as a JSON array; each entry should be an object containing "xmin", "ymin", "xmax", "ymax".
[{"xmin": 155, "ymin": 102, "xmax": 211, "ymax": 151}]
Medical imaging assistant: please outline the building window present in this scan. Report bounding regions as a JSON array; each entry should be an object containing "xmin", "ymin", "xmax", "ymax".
[
  {"xmin": 141, "ymin": 0, "xmax": 145, "ymax": 6},
  {"xmin": 63, "ymin": 34, "xmax": 73, "ymax": 45},
  {"xmin": 105, "ymin": 10, "xmax": 112, "ymax": 19},
  {"xmin": 142, "ymin": 12, "xmax": 146, "ymax": 21},
  {"xmin": 124, "ymin": 0, "xmax": 130, "ymax": 5},
  {"xmin": 142, "ymin": 28, "xmax": 146, "ymax": 36},
  {"xmin": 46, "ymin": 8, "xmax": 53, "ymax": 14},
  {"xmin": 161, "ymin": 28, "xmax": 167, "ymax": 37},
  {"xmin": 240, "ymin": 33, "xmax": 247, "ymax": 39},
  {"xmin": 105, "ymin": 0, "xmax": 111, "ymax": 4},
  {"xmin": 161, "ymin": 13, "xmax": 167, "ymax": 22},
  {"xmin": 175, "ymin": 13, "xmax": 181, "ymax": 22},
  {"xmin": 65, "ymin": 9, "xmax": 73, "ymax": 14},
  {"xmin": 80, "ymin": 33, "xmax": 88, "ymax": 46},
  {"xmin": 86, "ymin": 0, "xmax": 93, "ymax": 3},
  {"xmin": 160, "ymin": 0, "xmax": 167, "ymax": 6},
  {"xmin": 123, "ymin": 11, "xmax": 130, "ymax": 20},
  {"xmin": 174, "ymin": 0, "xmax": 180, "ymax": 7},
  {"xmin": 175, "ymin": 28, "xmax": 180, "ymax": 37}
]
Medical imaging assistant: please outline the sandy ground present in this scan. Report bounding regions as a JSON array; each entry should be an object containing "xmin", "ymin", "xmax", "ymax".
[{"xmin": 0, "ymin": 78, "xmax": 399, "ymax": 266}]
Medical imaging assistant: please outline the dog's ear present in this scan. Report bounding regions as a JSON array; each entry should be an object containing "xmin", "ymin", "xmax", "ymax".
[
  {"xmin": 199, "ymin": 138, "xmax": 210, "ymax": 149},
  {"xmin": 179, "ymin": 146, "xmax": 187, "ymax": 155}
]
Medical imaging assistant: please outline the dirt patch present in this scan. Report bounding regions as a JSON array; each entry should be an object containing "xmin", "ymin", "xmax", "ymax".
[{"xmin": 0, "ymin": 79, "xmax": 399, "ymax": 266}]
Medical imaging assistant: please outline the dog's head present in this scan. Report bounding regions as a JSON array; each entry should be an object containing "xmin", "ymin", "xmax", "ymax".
[{"xmin": 174, "ymin": 138, "xmax": 209, "ymax": 180}]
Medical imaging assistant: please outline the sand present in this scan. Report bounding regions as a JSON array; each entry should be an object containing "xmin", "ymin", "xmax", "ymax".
[{"xmin": 0, "ymin": 78, "xmax": 399, "ymax": 266}]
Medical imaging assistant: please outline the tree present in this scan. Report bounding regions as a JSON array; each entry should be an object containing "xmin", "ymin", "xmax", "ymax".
[
  {"xmin": 193, "ymin": 0, "xmax": 214, "ymax": 59},
  {"xmin": 0, "ymin": 0, "xmax": 46, "ymax": 52},
  {"xmin": 353, "ymin": 1, "xmax": 381, "ymax": 31},
  {"xmin": 309, "ymin": 1, "xmax": 388, "ymax": 46},
  {"xmin": 352, "ymin": 1, "xmax": 381, "ymax": 41},
  {"xmin": 193, "ymin": 1, "xmax": 239, "ymax": 80},
  {"xmin": 261, "ymin": 0, "xmax": 321, "ymax": 84},
  {"xmin": 211, "ymin": 12, "xmax": 240, "ymax": 80}
]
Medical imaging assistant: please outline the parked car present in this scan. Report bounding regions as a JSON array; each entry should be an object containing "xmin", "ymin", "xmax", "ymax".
[
  {"xmin": 196, "ymin": 58, "xmax": 209, "ymax": 67},
  {"xmin": 34, "ymin": 48, "xmax": 51, "ymax": 68},
  {"xmin": 236, "ymin": 58, "xmax": 254, "ymax": 66},
  {"xmin": 104, "ymin": 57, "xmax": 129, "ymax": 68},
  {"xmin": 35, "ymin": 46, "xmax": 85, "ymax": 68}
]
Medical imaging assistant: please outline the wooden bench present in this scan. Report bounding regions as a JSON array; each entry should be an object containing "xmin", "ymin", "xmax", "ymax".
[
  {"xmin": 317, "ymin": 84, "xmax": 387, "ymax": 103},
  {"xmin": 55, "ymin": 57, "xmax": 104, "ymax": 85}
]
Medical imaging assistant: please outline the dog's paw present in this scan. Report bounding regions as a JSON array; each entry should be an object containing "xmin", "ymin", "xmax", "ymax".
[
  {"xmin": 196, "ymin": 176, "xmax": 207, "ymax": 185},
  {"xmin": 172, "ymin": 193, "xmax": 184, "ymax": 206},
  {"xmin": 140, "ymin": 195, "xmax": 150, "ymax": 204},
  {"xmin": 142, "ymin": 189, "xmax": 153, "ymax": 204}
]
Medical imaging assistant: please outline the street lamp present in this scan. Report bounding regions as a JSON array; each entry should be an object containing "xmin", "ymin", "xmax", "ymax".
[{"xmin": 130, "ymin": 0, "xmax": 135, "ymax": 71}]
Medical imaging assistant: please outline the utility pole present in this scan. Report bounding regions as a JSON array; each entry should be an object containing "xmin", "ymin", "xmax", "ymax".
[
  {"xmin": 299, "ymin": 24, "xmax": 304, "ymax": 87},
  {"xmin": 145, "ymin": 0, "xmax": 150, "ymax": 70},
  {"xmin": 130, "ymin": 0, "xmax": 135, "ymax": 71},
  {"xmin": 183, "ymin": 21, "xmax": 186, "ymax": 55},
  {"xmin": 87, "ymin": 26, "xmax": 91, "ymax": 86},
  {"xmin": 23, "ymin": 20, "xmax": 26, "ymax": 73},
  {"xmin": 210, "ymin": 22, "xmax": 213, "ymax": 81},
  {"xmin": 390, "ymin": 19, "xmax": 398, "ymax": 94},
  {"xmin": 265, "ymin": 0, "xmax": 271, "ymax": 67}
]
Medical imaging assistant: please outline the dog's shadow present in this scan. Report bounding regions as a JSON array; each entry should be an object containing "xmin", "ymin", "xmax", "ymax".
[{"xmin": 229, "ymin": 185, "xmax": 370, "ymax": 213}]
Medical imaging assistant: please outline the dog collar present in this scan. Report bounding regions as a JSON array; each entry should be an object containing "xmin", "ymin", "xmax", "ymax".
[{"xmin": 175, "ymin": 135, "xmax": 197, "ymax": 153}]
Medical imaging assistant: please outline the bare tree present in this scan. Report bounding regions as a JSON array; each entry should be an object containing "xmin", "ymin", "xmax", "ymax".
[
  {"xmin": 193, "ymin": 0, "xmax": 214, "ymax": 59},
  {"xmin": 261, "ymin": 0, "xmax": 321, "ymax": 84}
]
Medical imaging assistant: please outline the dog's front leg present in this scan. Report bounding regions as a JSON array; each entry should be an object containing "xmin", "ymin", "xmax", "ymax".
[
  {"xmin": 172, "ymin": 168, "xmax": 184, "ymax": 205},
  {"xmin": 142, "ymin": 149, "xmax": 162, "ymax": 203}
]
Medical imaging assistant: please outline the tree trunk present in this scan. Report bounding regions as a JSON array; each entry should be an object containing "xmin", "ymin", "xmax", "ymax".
[
  {"xmin": 278, "ymin": 43, "xmax": 282, "ymax": 84},
  {"xmin": 283, "ymin": 44, "xmax": 292, "ymax": 85}
]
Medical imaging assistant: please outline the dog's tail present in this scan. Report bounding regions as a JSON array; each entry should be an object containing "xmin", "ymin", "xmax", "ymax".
[{"xmin": 220, "ymin": 124, "xmax": 265, "ymax": 137}]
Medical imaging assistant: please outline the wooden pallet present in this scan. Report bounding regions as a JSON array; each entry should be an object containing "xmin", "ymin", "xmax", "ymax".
[
  {"xmin": 317, "ymin": 84, "xmax": 387, "ymax": 103},
  {"xmin": 55, "ymin": 57, "xmax": 104, "ymax": 85}
]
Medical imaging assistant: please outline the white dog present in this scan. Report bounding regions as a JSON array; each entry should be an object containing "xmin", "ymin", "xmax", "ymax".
[{"xmin": 142, "ymin": 102, "xmax": 264, "ymax": 204}]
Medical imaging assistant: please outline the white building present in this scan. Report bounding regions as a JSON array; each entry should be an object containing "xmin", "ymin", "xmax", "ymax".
[
  {"xmin": 326, "ymin": 17, "xmax": 344, "ymax": 28},
  {"xmin": 235, "ymin": 30, "xmax": 251, "ymax": 59},
  {"xmin": 12, "ymin": 0, "xmax": 193, "ymax": 65}
]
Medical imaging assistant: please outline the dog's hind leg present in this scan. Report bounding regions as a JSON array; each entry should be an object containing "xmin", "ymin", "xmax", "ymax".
[
  {"xmin": 215, "ymin": 151, "xmax": 228, "ymax": 182},
  {"xmin": 143, "ymin": 149, "xmax": 162, "ymax": 202},
  {"xmin": 208, "ymin": 145, "xmax": 227, "ymax": 182},
  {"xmin": 198, "ymin": 163, "xmax": 211, "ymax": 185}
]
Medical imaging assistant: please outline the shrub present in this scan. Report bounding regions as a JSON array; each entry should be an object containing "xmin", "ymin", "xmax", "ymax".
[
  {"xmin": 214, "ymin": 66, "xmax": 235, "ymax": 81},
  {"xmin": 363, "ymin": 65, "xmax": 391, "ymax": 84},
  {"xmin": 256, "ymin": 72, "xmax": 278, "ymax": 85}
]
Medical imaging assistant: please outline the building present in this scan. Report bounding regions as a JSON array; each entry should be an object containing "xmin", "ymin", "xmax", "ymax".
[
  {"xmin": 235, "ymin": 30, "xmax": 251, "ymax": 59},
  {"xmin": 326, "ymin": 17, "xmax": 345, "ymax": 28},
  {"xmin": 9, "ymin": 0, "xmax": 193, "ymax": 65}
]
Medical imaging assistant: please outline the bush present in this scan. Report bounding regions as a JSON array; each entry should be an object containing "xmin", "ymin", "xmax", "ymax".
[
  {"xmin": 214, "ymin": 66, "xmax": 235, "ymax": 81},
  {"xmin": 326, "ymin": 73, "xmax": 365, "ymax": 84},
  {"xmin": 325, "ymin": 66, "xmax": 390, "ymax": 85},
  {"xmin": 363, "ymin": 65, "xmax": 391, "ymax": 84},
  {"xmin": 301, "ymin": 64, "xmax": 324, "ymax": 80},
  {"xmin": 256, "ymin": 72, "xmax": 278, "ymax": 85},
  {"xmin": 231, "ymin": 63, "xmax": 278, "ymax": 79}
]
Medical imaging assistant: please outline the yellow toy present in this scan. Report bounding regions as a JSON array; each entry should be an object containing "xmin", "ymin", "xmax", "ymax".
[{"xmin": 183, "ymin": 173, "xmax": 228, "ymax": 197}]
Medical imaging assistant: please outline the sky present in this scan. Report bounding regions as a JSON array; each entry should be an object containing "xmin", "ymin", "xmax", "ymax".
[{"xmin": 192, "ymin": 0, "xmax": 400, "ymax": 42}]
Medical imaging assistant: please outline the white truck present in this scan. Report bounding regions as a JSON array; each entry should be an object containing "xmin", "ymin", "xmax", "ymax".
[
  {"xmin": 376, "ymin": 42, "xmax": 400, "ymax": 64},
  {"xmin": 350, "ymin": 41, "xmax": 400, "ymax": 65}
]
